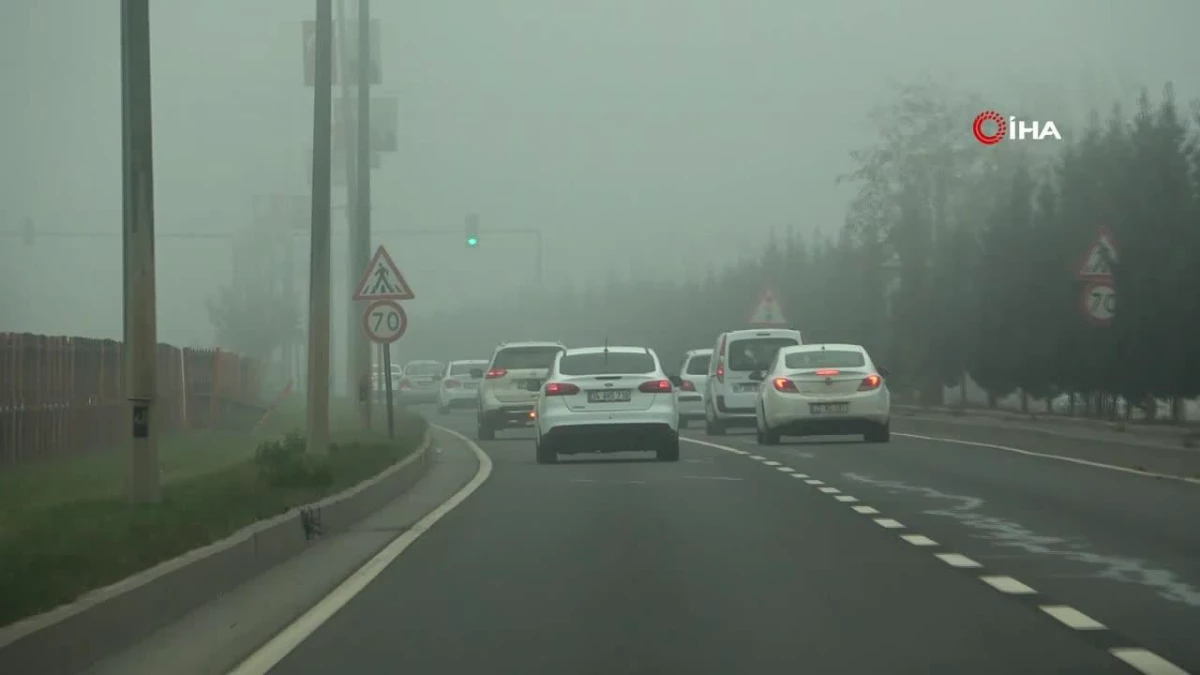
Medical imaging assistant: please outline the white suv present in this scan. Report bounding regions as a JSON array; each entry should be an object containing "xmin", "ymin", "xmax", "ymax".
[
  {"xmin": 704, "ymin": 328, "xmax": 803, "ymax": 435},
  {"xmin": 473, "ymin": 341, "xmax": 566, "ymax": 440},
  {"xmin": 534, "ymin": 345, "xmax": 679, "ymax": 464}
]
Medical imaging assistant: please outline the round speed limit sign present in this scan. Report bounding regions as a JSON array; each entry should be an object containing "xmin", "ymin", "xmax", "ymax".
[
  {"xmin": 1081, "ymin": 282, "xmax": 1116, "ymax": 325},
  {"xmin": 362, "ymin": 299, "xmax": 409, "ymax": 344}
]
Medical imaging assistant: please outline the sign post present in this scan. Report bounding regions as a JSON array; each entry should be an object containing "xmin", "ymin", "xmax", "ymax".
[
  {"xmin": 354, "ymin": 244, "xmax": 414, "ymax": 437},
  {"xmin": 1076, "ymin": 227, "xmax": 1118, "ymax": 326},
  {"xmin": 748, "ymin": 286, "xmax": 789, "ymax": 327}
]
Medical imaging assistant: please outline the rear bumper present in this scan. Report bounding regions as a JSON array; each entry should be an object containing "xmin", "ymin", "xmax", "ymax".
[
  {"xmin": 767, "ymin": 395, "xmax": 890, "ymax": 435},
  {"xmin": 481, "ymin": 405, "xmax": 537, "ymax": 427},
  {"xmin": 675, "ymin": 394, "xmax": 705, "ymax": 418},
  {"xmin": 541, "ymin": 421, "xmax": 677, "ymax": 454},
  {"xmin": 438, "ymin": 388, "xmax": 479, "ymax": 407}
]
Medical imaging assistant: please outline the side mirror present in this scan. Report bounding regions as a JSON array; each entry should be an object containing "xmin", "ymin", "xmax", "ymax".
[
  {"xmin": 878, "ymin": 366, "xmax": 890, "ymax": 379},
  {"xmin": 469, "ymin": 368, "xmax": 484, "ymax": 379},
  {"xmin": 748, "ymin": 370, "xmax": 765, "ymax": 382},
  {"xmin": 668, "ymin": 375, "xmax": 682, "ymax": 387}
]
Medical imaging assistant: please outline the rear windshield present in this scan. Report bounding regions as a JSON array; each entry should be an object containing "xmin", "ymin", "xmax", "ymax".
[
  {"xmin": 558, "ymin": 352, "xmax": 656, "ymax": 376},
  {"xmin": 405, "ymin": 362, "xmax": 443, "ymax": 377},
  {"xmin": 727, "ymin": 338, "xmax": 798, "ymax": 371},
  {"xmin": 685, "ymin": 354, "xmax": 711, "ymax": 375},
  {"xmin": 784, "ymin": 350, "xmax": 866, "ymax": 370},
  {"xmin": 493, "ymin": 346, "xmax": 563, "ymax": 370},
  {"xmin": 449, "ymin": 362, "xmax": 485, "ymax": 376}
]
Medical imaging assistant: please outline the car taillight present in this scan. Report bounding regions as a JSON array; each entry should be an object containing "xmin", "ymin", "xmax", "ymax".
[
  {"xmin": 815, "ymin": 369, "xmax": 841, "ymax": 376},
  {"xmin": 716, "ymin": 362, "xmax": 725, "ymax": 382},
  {"xmin": 486, "ymin": 368, "xmax": 507, "ymax": 379},
  {"xmin": 544, "ymin": 382, "xmax": 580, "ymax": 396},
  {"xmin": 859, "ymin": 374, "xmax": 882, "ymax": 391},
  {"xmin": 639, "ymin": 379, "xmax": 673, "ymax": 393},
  {"xmin": 445, "ymin": 379, "xmax": 461, "ymax": 389},
  {"xmin": 680, "ymin": 380, "xmax": 696, "ymax": 391},
  {"xmin": 773, "ymin": 377, "xmax": 798, "ymax": 393}
]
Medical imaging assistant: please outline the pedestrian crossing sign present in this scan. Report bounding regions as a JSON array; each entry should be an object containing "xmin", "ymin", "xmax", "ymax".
[{"xmin": 354, "ymin": 245, "xmax": 415, "ymax": 301}]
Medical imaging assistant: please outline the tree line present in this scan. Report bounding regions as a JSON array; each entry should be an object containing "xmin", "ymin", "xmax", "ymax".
[{"xmin": 402, "ymin": 80, "xmax": 1200, "ymax": 420}]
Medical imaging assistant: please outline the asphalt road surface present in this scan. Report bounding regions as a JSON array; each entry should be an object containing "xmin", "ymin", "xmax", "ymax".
[{"xmin": 257, "ymin": 409, "xmax": 1198, "ymax": 675}]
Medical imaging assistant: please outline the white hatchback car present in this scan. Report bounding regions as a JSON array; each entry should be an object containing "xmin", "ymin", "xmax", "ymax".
[
  {"xmin": 474, "ymin": 341, "xmax": 566, "ymax": 440},
  {"xmin": 671, "ymin": 348, "xmax": 712, "ymax": 429},
  {"xmin": 754, "ymin": 343, "xmax": 891, "ymax": 444},
  {"xmin": 437, "ymin": 359, "xmax": 489, "ymax": 412},
  {"xmin": 534, "ymin": 346, "xmax": 680, "ymax": 464}
]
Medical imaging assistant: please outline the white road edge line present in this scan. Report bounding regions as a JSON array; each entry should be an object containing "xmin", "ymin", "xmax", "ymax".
[
  {"xmin": 894, "ymin": 432, "xmax": 1200, "ymax": 487},
  {"xmin": 979, "ymin": 575, "xmax": 1037, "ymax": 595},
  {"xmin": 1108, "ymin": 647, "xmax": 1190, "ymax": 675},
  {"xmin": 227, "ymin": 425, "xmax": 494, "ymax": 675},
  {"xmin": 1039, "ymin": 605, "xmax": 1105, "ymax": 630},
  {"xmin": 935, "ymin": 553, "xmax": 982, "ymax": 568},
  {"xmin": 900, "ymin": 534, "xmax": 937, "ymax": 546}
]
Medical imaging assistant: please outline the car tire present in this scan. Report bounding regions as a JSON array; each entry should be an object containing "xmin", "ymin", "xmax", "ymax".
[
  {"xmin": 865, "ymin": 421, "xmax": 890, "ymax": 443},
  {"xmin": 477, "ymin": 416, "xmax": 496, "ymax": 441},
  {"xmin": 705, "ymin": 411, "xmax": 726, "ymax": 436},
  {"xmin": 756, "ymin": 412, "xmax": 780, "ymax": 445},
  {"xmin": 535, "ymin": 436, "xmax": 557, "ymax": 464},
  {"xmin": 656, "ymin": 435, "xmax": 680, "ymax": 462}
]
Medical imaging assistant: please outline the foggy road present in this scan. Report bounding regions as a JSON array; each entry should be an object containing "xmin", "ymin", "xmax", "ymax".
[{"xmin": 256, "ymin": 409, "xmax": 1197, "ymax": 675}]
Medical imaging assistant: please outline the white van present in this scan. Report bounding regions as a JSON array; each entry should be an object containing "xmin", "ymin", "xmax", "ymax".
[{"xmin": 703, "ymin": 328, "xmax": 803, "ymax": 434}]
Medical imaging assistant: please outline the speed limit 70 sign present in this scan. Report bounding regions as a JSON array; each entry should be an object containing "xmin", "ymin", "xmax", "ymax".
[
  {"xmin": 362, "ymin": 299, "xmax": 409, "ymax": 343},
  {"xmin": 1082, "ymin": 282, "xmax": 1115, "ymax": 326}
]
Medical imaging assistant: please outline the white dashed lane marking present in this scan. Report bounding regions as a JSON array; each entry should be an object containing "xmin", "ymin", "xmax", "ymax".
[
  {"xmin": 1041, "ymin": 605, "xmax": 1106, "ymax": 630},
  {"xmin": 936, "ymin": 553, "xmax": 983, "ymax": 569},
  {"xmin": 980, "ymin": 575, "xmax": 1037, "ymax": 595},
  {"xmin": 678, "ymin": 434, "xmax": 1194, "ymax": 675}
]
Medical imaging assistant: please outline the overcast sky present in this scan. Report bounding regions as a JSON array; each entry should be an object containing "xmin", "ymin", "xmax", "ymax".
[{"xmin": 2, "ymin": 0, "xmax": 1197, "ymax": 349}]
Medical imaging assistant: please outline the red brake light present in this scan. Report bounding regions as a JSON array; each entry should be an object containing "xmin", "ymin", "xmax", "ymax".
[
  {"xmin": 544, "ymin": 382, "xmax": 580, "ymax": 396},
  {"xmin": 638, "ymin": 379, "xmax": 673, "ymax": 393},
  {"xmin": 444, "ymin": 378, "xmax": 461, "ymax": 389},
  {"xmin": 485, "ymin": 368, "xmax": 507, "ymax": 379},
  {"xmin": 859, "ymin": 374, "xmax": 882, "ymax": 391},
  {"xmin": 680, "ymin": 379, "xmax": 696, "ymax": 391},
  {"xmin": 773, "ymin": 377, "xmax": 798, "ymax": 392},
  {"xmin": 716, "ymin": 361, "xmax": 725, "ymax": 382},
  {"xmin": 815, "ymin": 369, "xmax": 840, "ymax": 376}
]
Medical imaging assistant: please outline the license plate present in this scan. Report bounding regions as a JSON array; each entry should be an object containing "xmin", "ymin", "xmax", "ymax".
[
  {"xmin": 587, "ymin": 389, "xmax": 632, "ymax": 403},
  {"xmin": 810, "ymin": 402, "xmax": 849, "ymax": 415},
  {"xmin": 737, "ymin": 383, "xmax": 759, "ymax": 392},
  {"xmin": 520, "ymin": 379, "xmax": 542, "ymax": 391}
]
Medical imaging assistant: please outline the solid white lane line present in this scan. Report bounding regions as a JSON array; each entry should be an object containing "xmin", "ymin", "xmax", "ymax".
[
  {"xmin": 900, "ymin": 534, "xmax": 937, "ymax": 546},
  {"xmin": 874, "ymin": 518, "xmax": 905, "ymax": 529},
  {"xmin": 852, "ymin": 505, "xmax": 880, "ymax": 514},
  {"xmin": 935, "ymin": 553, "xmax": 982, "ymax": 568},
  {"xmin": 1108, "ymin": 648, "xmax": 1189, "ymax": 674},
  {"xmin": 834, "ymin": 495, "xmax": 859, "ymax": 502},
  {"xmin": 227, "ymin": 426, "xmax": 493, "ymax": 675},
  {"xmin": 818, "ymin": 486, "xmax": 841, "ymax": 493},
  {"xmin": 1040, "ymin": 605, "xmax": 1105, "ymax": 630},
  {"xmin": 979, "ymin": 575, "xmax": 1037, "ymax": 595}
]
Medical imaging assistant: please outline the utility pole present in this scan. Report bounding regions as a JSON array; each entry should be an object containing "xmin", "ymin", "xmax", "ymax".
[
  {"xmin": 120, "ymin": 0, "xmax": 160, "ymax": 503},
  {"xmin": 355, "ymin": 0, "xmax": 374, "ymax": 427},
  {"xmin": 306, "ymin": 0, "xmax": 334, "ymax": 455}
]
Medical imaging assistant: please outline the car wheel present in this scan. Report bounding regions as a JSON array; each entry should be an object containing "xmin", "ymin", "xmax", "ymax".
[
  {"xmin": 656, "ymin": 435, "xmax": 680, "ymax": 462},
  {"xmin": 865, "ymin": 421, "xmax": 890, "ymax": 443},
  {"xmin": 536, "ymin": 436, "xmax": 557, "ymax": 464},
  {"xmin": 757, "ymin": 411, "xmax": 780, "ymax": 445},
  {"xmin": 477, "ymin": 416, "xmax": 496, "ymax": 441},
  {"xmin": 705, "ymin": 409, "xmax": 726, "ymax": 436}
]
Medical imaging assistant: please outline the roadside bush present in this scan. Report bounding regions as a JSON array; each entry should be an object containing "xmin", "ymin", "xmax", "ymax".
[{"xmin": 253, "ymin": 431, "xmax": 333, "ymax": 488}]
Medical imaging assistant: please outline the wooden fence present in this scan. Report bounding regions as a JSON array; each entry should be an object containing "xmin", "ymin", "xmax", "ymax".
[{"xmin": 0, "ymin": 333, "xmax": 264, "ymax": 469}]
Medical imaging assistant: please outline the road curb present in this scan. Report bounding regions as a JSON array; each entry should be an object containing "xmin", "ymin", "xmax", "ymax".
[{"xmin": 0, "ymin": 428, "xmax": 435, "ymax": 675}]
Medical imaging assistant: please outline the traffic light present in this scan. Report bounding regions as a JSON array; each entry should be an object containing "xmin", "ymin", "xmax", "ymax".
[{"xmin": 465, "ymin": 214, "xmax": 479, "ymax": 248}]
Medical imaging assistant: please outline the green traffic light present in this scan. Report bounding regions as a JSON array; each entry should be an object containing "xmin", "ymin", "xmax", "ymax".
[{"xmin": 467, "ymin": 237, "xmax": 478, "ymax": 247}]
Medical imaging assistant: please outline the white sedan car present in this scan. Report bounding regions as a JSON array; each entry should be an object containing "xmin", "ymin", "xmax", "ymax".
[
  {"xmin": 534, "ymin": 346, "xmax": 680, "ymax": 464},
  {"xmin": 754, "ymin": 343, "xmax": 890, "ymax": 444}
]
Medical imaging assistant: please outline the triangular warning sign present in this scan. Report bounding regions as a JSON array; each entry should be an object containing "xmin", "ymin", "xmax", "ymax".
[
  {"xmin": 749, "ymin": 287, "xmax": 789, "ymax": 327},
  {"xmin": 1076, "ymin": 228, "xmax": 1118, "ymax": 280},
  {"xmin": 354, "ymin": 246, "xmax": 415, "ymax": 301}
]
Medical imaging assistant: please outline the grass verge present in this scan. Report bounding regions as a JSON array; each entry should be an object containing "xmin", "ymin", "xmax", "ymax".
[{"xmin": 0, "ymin": 399, "xmax": 427, "ymax": 628}]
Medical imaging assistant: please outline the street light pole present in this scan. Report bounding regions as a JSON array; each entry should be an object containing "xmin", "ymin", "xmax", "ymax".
[
  {"xmin": 120, "ymin": 0, "xmax": 160, "ymax": 503},
  {"xmin": 354, "ymin": 0, "xmax": 374, "ymax": 429},
  {"xmin": 306, "ymin": 0, "xmax": 334, "ymax": 455}
]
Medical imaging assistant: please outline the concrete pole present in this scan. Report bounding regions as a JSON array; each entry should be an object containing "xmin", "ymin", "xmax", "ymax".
[
  {"xmin": 120, "ymin": 0, "xmax": 160, "ymax": 503},
  {"xmin": 355, "ymin": 0, "xmax": 374, "ymax": 423},
  {"xmin": 306, "ymin": 0, "xmax": 334, "ymax": 455}
]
